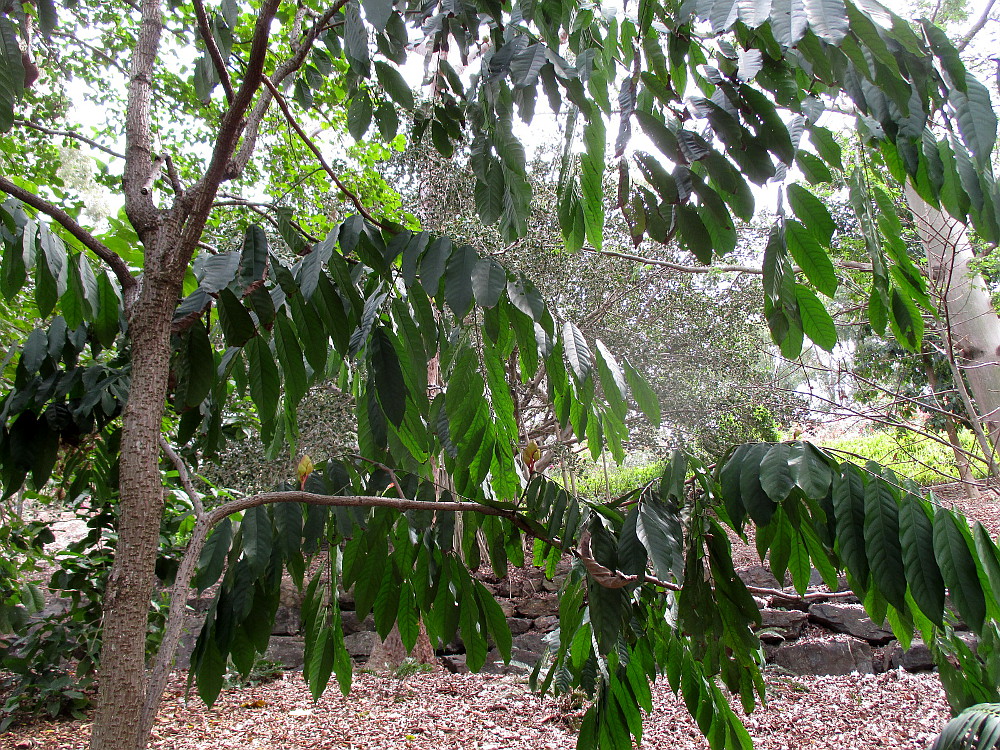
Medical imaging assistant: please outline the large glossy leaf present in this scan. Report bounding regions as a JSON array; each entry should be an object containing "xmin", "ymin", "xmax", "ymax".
[
  {"xmin": 637, "ymin": 497, "xmax": 684, "ymax": 583},
  {"xmin": 898, "ymin": 495, "xmax": 944, "ymax": 626},
  {"xmin": 563, "ymin": 321, "xmax": 592, "ymax": 385},
  {"xmin": 0, "ymin": 18, "xmax": 23, "ymax": 132},
  {"xmin": 794, "ymin": 284, "xmax": 837, "ymax": 351},
  {"xmin": 369, "ymin": 327, "xmax": 407, "ymax": 426},
  {"xmin": 740, "ymin": 442, "xmax": 776, "ymax": 526},
  {"xmin": 934, "ymin": 508, "xmax": 987, "ymax": 633},
  {"xmin": 217, "ymin": 289, "xmax": 257, "ymax": 347},
  {"xmin": 759, "ymin": 443, "xmax": 794, "ymax": 502},
  {"xmin": 951, "ymin": 76, "xmax": 997, "ymax": 167},
  {"xmin": 803, "ymin": 0, "xmax": 848, "ymax": 43},
  {"xmin": 471, "ymin": 257, "xmax": 506, "ymax": 308},
  {"xmin": 863, "ymin": 475, "xmax": 906, "ymax": 611},
  {"xmin": 241, "ymin": 505, "xmax": 273, "ymax": 580},
  {"xmin": 786, "ymin": 221, "xmax": 837, "ymax": 297}
]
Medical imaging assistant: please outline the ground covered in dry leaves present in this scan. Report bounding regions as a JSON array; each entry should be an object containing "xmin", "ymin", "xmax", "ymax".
[{"xmin": 4, "ymin": 668, "xmax": 950, "ymax": 750}]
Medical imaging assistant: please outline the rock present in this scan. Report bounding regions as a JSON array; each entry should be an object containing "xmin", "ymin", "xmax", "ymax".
[
  {"xmin": 265, "ymin": 636, "xmax": 305, "ymax": 669},
  {"xmin": 515, "ymin": 596, "xmax": 559, "ymax": 619},
  {"xmin": 756, "ymin": 609, "xmax": 809, "ymax": 642},
  {"xmin": 272, "ymin": 605, "xmax": 300, "ymax": 635},
  {"xmin": 541, "ymin": 578, "xmax": 561, "ymax": 593},
  {"xmin": 771, "ymin": 638, "xmax": 873, "ymax": 676},
  {"xmin": 886, "ymin": 634, "xmax": 977, "ymax": 672},
  {"xmin": 534, "ymin": 615, "xmax": 559, "ymax": 632},
  {"xmin": 440, "ymin": 654, "xmax": 468, "ymax": 674},
  {"xmin": 808, "ymin": 603, "xmax": 894, "ymax": 644},
  {"xmin": 497, "ymin": 599, "xmax": 517, "ymax": 618},
  {"xmin": 483, "ymin": 650, "xmax": 532, "ymax": 675},
  {"xmin": 341, "ymin": 610, "xmax": 375, "ymax": 635},
  {"xmin": 343, "ymin": 631, "xmax": 380, "ymax": 659},
  {"xmin": 738, "ymin": 565, "xmax": 781, "ymax": 589},
  {"xmin": 512, "ymin": 632, "xmax": 549, "ymax": 663},
  {"xmin": 508, "ymin": 617, "xmax": 532, "ymax": 635},
  {"xmin": 338, "ymin": 586, "xmax": 355, "ymax": 610}
]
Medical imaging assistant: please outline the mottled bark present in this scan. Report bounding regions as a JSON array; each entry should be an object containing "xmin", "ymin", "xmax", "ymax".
[{"xmin": 906, "ymin": 183, "xmax": 1000, "ymax": 476}]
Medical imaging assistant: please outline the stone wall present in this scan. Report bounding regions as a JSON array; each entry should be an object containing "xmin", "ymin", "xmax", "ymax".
[{"xmin": 175, "ymin": 562, "xmax": 963, "ymax": 678}]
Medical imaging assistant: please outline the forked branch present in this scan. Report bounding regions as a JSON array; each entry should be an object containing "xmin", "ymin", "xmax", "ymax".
[{"xmin": 0, "ymin": 175, "xmax": 136, "ymax": 294}]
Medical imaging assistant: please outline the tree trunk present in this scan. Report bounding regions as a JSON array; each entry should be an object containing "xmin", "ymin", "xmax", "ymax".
[
  {"xmin": 905, "ymin": 183, "xmax": 1000, "ymax": 476},
  {"xmin": 89, "ymin": 272, "xmax": 181, "ymax": 750}
]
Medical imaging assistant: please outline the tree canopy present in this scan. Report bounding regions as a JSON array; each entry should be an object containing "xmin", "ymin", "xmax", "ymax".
[{"xmin": 3, "ymin": 0, "xmax": 1000, "ymax": 750}]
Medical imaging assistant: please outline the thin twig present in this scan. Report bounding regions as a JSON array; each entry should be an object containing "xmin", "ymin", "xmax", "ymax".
[
  {"xmin": 192, "ymin": 0, "xmax": 235, "ymax": 103},
  {"xmin": 15, "ymin": 119, "xmax": 126, "ymax": 160},
  {"xmin": 159, "ymin": 436, "xmax": 205, "ymax": 517},
  {"xmin": 259, "ymin": 76, "xmax": 392, "ymax": 231}
]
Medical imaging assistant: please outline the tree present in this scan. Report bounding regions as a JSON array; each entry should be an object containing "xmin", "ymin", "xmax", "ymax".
[{"xmin": 4, "ymin": 2, "xmax": 1000, "ymax": 750}]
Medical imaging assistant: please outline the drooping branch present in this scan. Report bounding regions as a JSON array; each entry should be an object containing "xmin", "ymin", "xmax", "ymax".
[
  {"xmin": 0, "ymin": 176, "xmax": 136, "ymax": 294},
  {"xmin": 584, "ymin": 246, "xmax": 873, "ymax": 275},
  {"xmin": 259, "ymin": 76, "xmax": 392, "ymax": 230},
  {"xmin": 191, "ymin": 0, "xmax": 235, "ymax": 103},
  {"xmin": 14, "ymin": 120, "xmax": 126, "ymax": 160}
]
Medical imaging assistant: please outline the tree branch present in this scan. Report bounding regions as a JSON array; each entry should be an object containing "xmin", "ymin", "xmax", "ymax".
[
  {"xmin": 15, "ymin": 120, "xmax": 126, "ymax": 160},
  {"xmin": 228, "ymin": 1, "xmax": 350, "ymax": 179},
  {"xmin": 0, "ymin": 176, "xmax": 136, "ymax": 294},
  {"xmin": 159, "ymin": 436, "xmax": 204, "ymax": 517},
  {"xmin": 259, "ymin": 76, "xmax": 391, "ymax": 230},
  {"xmin": 192, "ymin": 0, "xmax": 235, "ymax": 103},
  {"xmin": 957, "ymin": 0, "xmax": 999, "ymax": 52},
  {"xmin": 123, "ymin": 0, "xmax": 164, "ymax": 241},
  {"xmin": 584, "ymin": 246, "xmax": 872, "ymax": 275}
]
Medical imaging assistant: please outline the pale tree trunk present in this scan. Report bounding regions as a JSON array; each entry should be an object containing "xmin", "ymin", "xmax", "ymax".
[{"xmin": 905, "ymin": 183, "xmax": 1000, "ymax": 478}]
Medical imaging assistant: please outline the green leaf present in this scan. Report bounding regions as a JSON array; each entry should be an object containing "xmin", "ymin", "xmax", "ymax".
[
  {"xmin": 760, "ymin": 443, "xmax": 794, "ymax": 502},
  {"xmin": 241, "ymin": 505, "xmax": 273, "ymax": 580},
  {"xmin": 475, "ymin": 580, "xmax": 512, "ymax": 662},
  {"xmin": 951, "ymin": 75, "xmax": 997, "ymax": 167},
  {"xmin": 864, "ymin": 475, "xmax": 906, "ymax": 611},
  {"xmin": 217, "ymin": 288, "xmax": 257, "ymax": 347},
  {"xmin": 677, "ymin": 205, "xmax": 713, "ymax": 264},
  {"xmin": 898, "ymin": 496, "xmax": 944, "ymax": 626},
  {"xmin": 933, "ymin": 507, "xmax": 986, "ymax": 633},
  {"xmin": 796, "ymin": 151, "xmax": 834, "ymax": 184},
  {"xmin": 471, "ymin": 257, "xmax": 506, "ymax": 308},
  {"xmin": 0, "ymin": 18, "xmax": 24, "ymax": 132},
  {"xmin": 274, "ymin": 313, "xmax": 308, "ymax": 406},
  {"xmin": 787, "ymin": 442, "xmax": 832, "ymax": 499},
  {"xmin": 347, "ymin": 94, "xmax": 373, "ymax": 141},
  {"xmin": 786, "ymin": 220, "xmax": 837, "ymax": 297},
  {"xmin": 240, "ymin": 225, "xmax": 268, "ymax": 287},
  {"xmin": 444, "ymin": 244, "xmax": 477, "ymax": 319},
  {"xmin": 362, "ymin": 0, "xmax": 394, "ymax": 32},
  {"xmin": 787, "ymin": 184, "xmax": 835, "ymax": 245},
  {"xmin": 246, "ymin": 335, "xmax": 280, "ymax": 432},
  {"xmin": 804, "ymin": 0, "xmax": 848, "ymax": 44},
  {"xmin": 195, "ymin": 638, "xmax": 226, "ymax": 708},
  {"xmin": 637, "ymin": 497, "xmax": 684, "ymax": 582},
  {"xmin": 832, "ymin": 464, "xmax": 869, "ymax": 585},
  {"xmin": 794, "ymin": 284, "xmax": 837, "ymax": 351},
  {"xmin": 369, "ymin": 326, "xmax": 407, "ymax": 426},
  {"xmin": 580, "ymin": 116, "xmax": 606, "ymax": 250},
  {"xmin": 397, "ymin": 584, "xmax": 419, "ymax": 653},
  {"xmin": 375, "ymin": 61, "xmax": 414, "ymax": 110},
  {"xmin": 740, "ymin": 443, "xmax": 776, "ymax": 526},
  {"xmin": 179, "ymin": 320, "xmax": 215, "ymax": 407},
  {"xmin": 563, "ymin": 321, "xmax": 592, "ymax": 385},
  {"xmin": 93, "ymin": 272, "xmax": 122, "ymax": 348}
]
